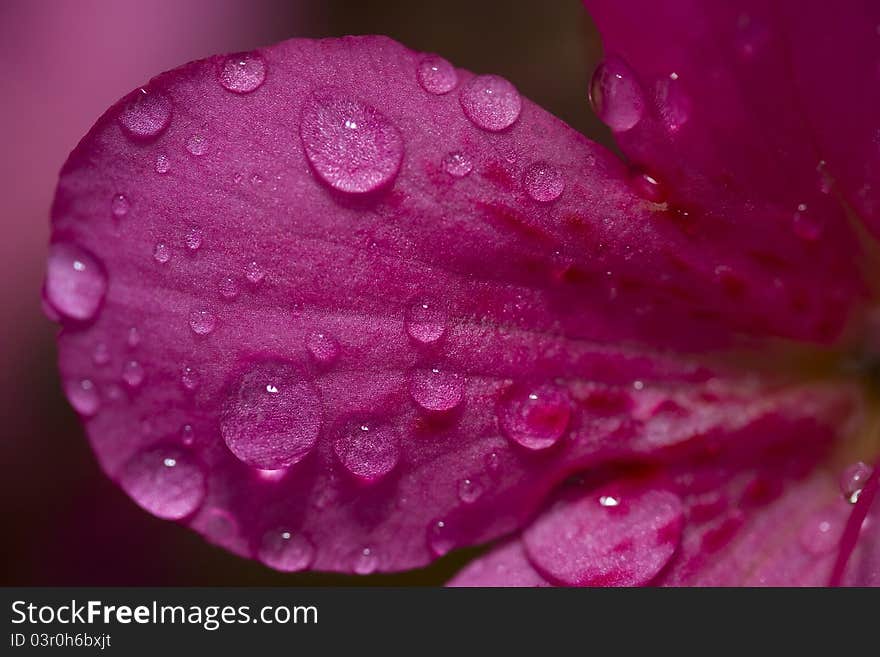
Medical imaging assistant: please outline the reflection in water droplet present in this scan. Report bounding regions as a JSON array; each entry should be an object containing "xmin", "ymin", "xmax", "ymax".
[
  {"xmin": 353, "ymin": 547, "xmax": 379, "ymax": 575},
  {"xmin": 442, "ymin": 151, "xmax": 473, "ymax": 178},
  {"xmin": 405, "ymin": 302, "xmax": 447, "ymax": 345},
  {"xmin": 189, "ymin": 309, "xmax": 216, "ymax": 335},
  {"xmin": 245, "ymin": 261, "xmax": 265, "ymax": 284},
  {"xmin": 219, "ymin": 52, "xmax": 267, "ymax": 94},
  {"xmin": 181, "ymin": 365, "xmax": 199, "ymax": 392},
  {"xmin": 417, "ymin": 55, "xmax": 458, "ymax": 94},
  {"xmin": 122, "ymin": 360, "xmax": 145, "ymax": 388},
  {"xmin": 458, "ymin": 478, "xmax": 484, "ymax": 504},
  {"xmin": 630, "ymin": 171, "xmax": 667, "ymax": 203},
  {"xmin": 333, "ymin": 420, "xmax": 400, "ymax": 484},
  {"xmin": 155, "ymin": 153, "xmax": 170, "ymax": 174},
  {"xmin": 186, "ymin": 134, "xmax": 209, "ymax": 157},
  {"xmin": 499, "ymin": 383, "xmax": 571, "ymax": 450},
  {"xmin": 120, "ymin": 447, "xmax": 205, "ymax": 520},
  {"xmin": 258, "ymin": 529, "xmax": 315, "ymax": 572},
  {"xmin": 153, "ymin": 242, "xmax": 170, "ymax": 264},
  {"xmin": 118, "ymin": 88, "xmax": 172, "ymax": 139},
  {"xmin": 840, "ymin": 461, "xmax": 874, "ymax": 504},
  {"xmin": 428, "ymin": 519, "xmax": 456, "ymax": 557},
  {"xmin": 44, "ymin": 243, "xmax": 107, "ymax": 322},
  {"xmin": 459, "ymin": 74, "xmax": 522, "ymax": 132},
  {"xmin": 185, "ymin": 227, "xmax": 203, "ymax": 251},
  {"xmin": 111, "ymin": 193, "xmax": 129, "ymax": 218},
  {"xmin": 409, "ymin": 368, "xmax": 464, "ymax": 413},
  {"xmin": 219, "ymin": 276, "xmax": 239, "ymax": 300},
  {"xmin": 65, "ymin": 379, "xmax": 100, "ymax": 416},
  {"xmin": 589, "ymin": 56, "xmax": 645, "ymax": 131},
  {"xmin": 654, "ymin": 74, "xmax": 691, "ymax": 133},
  {"xmin": 523, "ymin": 162, "xmax": 564, "ymax": 202},
  {"xmin": 306, "ymin": 332, "xmax": 340, "ymax": 364}
]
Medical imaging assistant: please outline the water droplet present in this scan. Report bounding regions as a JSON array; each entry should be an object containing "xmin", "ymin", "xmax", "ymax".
[
  {"xmin": 405, "ymin": 302, "xmax": 447, "ymax": 345},
  {"xmin": 118, "ymin": 87, "xmax": 172, "ymax": 140},
  {"xmin": 792, "ymin": 204, "xmax": 822, "ymax": 241},
  {"xmin": 219, "ymin": 52, "xmax": 267, "ymax": 94},
  {"xmin": 186, "ymin": 134, "xmax": 209, "ymax": 157},
  {"xmin": 65, "ymin": 379, "xmax": 100, "ymax": 416},
  {"xmin": 189, "ymin": 309, "xmax": 216, "ymax": 335},
  {"xmin": 735, "ymin": 15, "xmax": 770, "ymax": 60},
  {"xmin": 499, "ymin": 383, "xmax": 571, "ymax": 451},
  {"xmin": 333, "ymin": 420, "xmax": 400, "ymax": 484},
  {"xmin": 629, "ymin": 171, "xmax": 667, "ymax": 203},
  {"xmin": 245, "ymin": 261, "xmax": 265, "ymax": 284},
  {"xmin": 442, "ymin": 151, "xmax": 473, "ymax": 178},
  {"xmin": 485, "ymin": 451, "xmax": 501, "ymax": 473},
  {"xmin": 153, "ymin": 242, "xmax": 170, "ymax": 263},
  {"xmin": 353, "ymin": 547, "xmax": 379, "ymax": 575},
  {"xmin": 428, "ymin": 519, "xmax": 456, "ymax": 557},
  {"xmin": 120, "ymin": 447, "xmax": 205, "ymax": 520},
  {"xmin": 92, "ymin": 342, "xmax": 111, "ymax": 366},
  {"xmin": 155, "ymin": 153, "xmax": 170, "ymax": 174},
  {"xmin": 258, "ymin": 529, "xmax": 315, "ymax": 572},
  {"xmin": 181, "ymin": 365, "xmax": 200, "ymax": 391},
  {"xmin": 840, "ymin": 461, "xmax": 874, "ymax": 504},
  {"xmin": 185, "ymin": 227, "xmax": 203, "ymax": 251},
  {"xmin": 409, "ymin": 368, "xmax": 464, "ymax": 413},
  {"xmin": 306, "ymin": 332, "xmax": 340, "ymax": 364},
  {"xmin": 122, "ymin": 360, "xmax": 145, "ymax": 388},
  {"xmin": 218, "ymin": 276, "xmax": 239, "ymax": 300},
  {"xmin": 180, "ymin": 423, "xmax": 195, "ymax": 446},
  {"xmin": 458, "ymin": 478, "xmax": 484, "ymax": 504},
  {"xmin": 44, "ymin": 243, "xmax": 107, "ymax": 322},
  {"xmin": 798, "ymin": 508, "xmax": 843, "ymax": 556},
  {"xmin": 126, "ymin": 326, "xmax": 141, "ymax": 348},
  {"xmin": 816, "ymin": 160, "xmax": 833, "ymax": 194},
  {"xmin": 300, "ymin": 95, "xmax": 403, "ymax": 194},
  {"xmin": 221, "ymin": 361, "xmax": 322, "ymax": 469},
  {"xmin": 523, "ymin": 162, "xmax": 564, "ymax": 202},
  {"xmin": 589, "ymin": 56, "xmax": 645, "ymax": 132},
  {"xmin": 417, "ymin": 55, "xmax": 458, "ymax": 94},
  {"xmin": 111, "ymin": 193, "xmax": 129, "ymax": 218},
  {"xmin": 459, "ymin": 74, "xmax": 521, "ymax": 132},
  {"xmin": 654, "ymin": 74, "xmax": 691, "ymax": 133}
]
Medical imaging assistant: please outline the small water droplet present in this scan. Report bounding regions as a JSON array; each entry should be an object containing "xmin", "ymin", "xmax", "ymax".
[
  {"xmin": 428, "ymin": 519, "xmax": 456, "ymax": 557},
  {"xmin": 654, "ymin": 74, "xmax": 691, "ymax": 133},
  {"xmin": 185, "ymin": 227, "xmax": 203, "ymax": 251},
  {"xmin": 181, "ymin": 365, "xmax": 200, "ymax": 392},
  {"xmin": 300, "ymin": 95, "xmax": 403, "ymax": 194},
  {"xmin": 485, "ymin": 451, "xmax": 501, "ymax": 473},
  {"xmin": 122, "ymin": 360, "xmax": 145, "ymax": 388},
  {"xmin": 245, "ymin": 261, "xmax": 265, "ymax": 284},
  {"xmin": 44, "ymin": 243, "xmax": 107, "ymax": 322},
  {"xmin": 816, "ymin": 160, "xmax": 833, "ymax": 194},
  {"xmin": 218, "ymin": 276, "xmax": 239, "ymax": 300},
  {"xmin": 458, "ymin": 478, "xmax": 484, "ymax": 504},
  {"xmin": 409, "ymin": 368, "xmax": 464, "ymax": 413},
  {"xmin": 405, "ymin": 302, "xmax": 447, "ymax": 345},
  {"xmin": 153, "ymin": 242, "xmax": 170, "ymax": 264},
  {"xmin": 126, "ymin": 326, "xmax": 141, "ymax": 348},
  {"xmin": 442, "ymin": 151, "xmax": 473, "ymax": 178},
  {"xmin": 189, "ymin": 309, "xmax": 216, "ymax": 335},
  {"xmin": 155, "ymin": 153, "xmax": 170, "ymax": 174},
  {"xmin": 333, "ymin": 420, "xmax": 400, "ymax": 484},
  {"xmin": 353, "ymin": 546, "xmax": 379, "ymax": 575},
  {"xmin": 120, "ymin": 447, "xmax": 205, "ymax": 520},
  {"xmin": 523, "ymin": 162, "xmax": 565, "ymax": 202},
  {"xmin": 589, "ymin": 56, "xmax": 645, "ymax": 132},
  {"xmin": 840, "ymin": 461, "xmax": 874, "ymax": 504},
  {"xmin": 65, "ymin": 379, "xmax": 100, "ymax": 417},
  {"xmin": 186, "ymin": 134, "xmax": 209, "ymax": 157},
  {"xmin": 92, "ymin": 342, "xmax": 111, "ymax": 366},
  {"xmin": 629, "ymin": 171, "xmax": 667, "ymax": 203},
  {"xmin": 735, "ymin": 15, "xmax": 770, "ymax": 60},
  {"xmin": 258, "ymin": 529, "xmax": 315, "ymax": 572},
  {"xmin": 499, "ymin": 383, "xmax": 571, "ymax": 451},
  {"xmin": 118, "ymin": 87, "xmax": 172, "ymax": 140},
  {"xmin": 306, "ymin": 332, "xmax": 340, "ymax": 364},
  {"xmin": 417, "ymin": 55, "xmax": 458, "ymax": 94},
  {"xmin": 459, "ymin": 74, "xmax": 521, "ymax": 132},
  {"xmin": 219, "ymin": 52, "xmax": 267, "ymax": 94},
  {"xmin": 221, "ymin": 361, "xmax": 322, "ymax": 469},
  {"xmin": 792, "ymin": 204, "xmax": 822, "ymax": 241},
  {"xmin": 180, "ymin": 423, "xmax": 195, "ymax": 446},
  {"xmin": 798, "ymin": 509, "xmax": 843, "ymax": 556},
  {"xmin": 111, "ymin": 193, "xmax": 129, "ymax": 218}
]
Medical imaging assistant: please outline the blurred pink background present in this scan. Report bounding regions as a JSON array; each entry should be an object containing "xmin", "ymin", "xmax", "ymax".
[{"xmin": 0, "ymin": 0, "xmax": 608, "ymax": 584}]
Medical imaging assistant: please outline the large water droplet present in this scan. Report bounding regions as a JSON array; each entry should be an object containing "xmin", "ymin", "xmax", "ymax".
[
  {"xmin": 840, "ymin": 461, "xmax": 874, "ymax": 504},
  {"xmin": 523, "ymin": 484, "xmax": 684, "ymax": 586},
  {"xmin": 417, "ymin": 55, "xmax": 458, "ymax": 94},
  {"xmin": 306, "ymin": 332, "xmax": 340, "ymax": 364},
  {"xmin": 333, "ymin": 420, "xmax": 400, "ymax": 484},
  {"xmin": 118, "ymin": 88, "xmax": 172, "ymax": 140},
  {"xmin": 221, "ymin": 361, "xmax": 322, "ymax": 469},
  {"xmin": 258, "ymin": 529, "xmax": 315, "ymax": 572},
  {"xmin": 405, "ymin": 302, "xmax": 447, "ymax": 345},
  {"xmin": 499, "ymin": 383, "xmax": 571, "ymax": 451},
  {"xmin": 189, "ymin": 309, "xmax": 216, "ymax": 335},
  {"xmin": 300, "ymin": 95, "xmax": 403, "ymax": 194},
  {"xmin": 122, "ymin": 360, "xmax": 145, "ymax": 388},
  {"xmin": 523, "ymin": 162, "xmax": 564, "ymax": 202},
  {"xmin": 589, "ymin": 56, "xmax": 645, "ymax": 132},
  {"xmin": 442, "ymin": 151, "xmax": 473, "ymax": 178},
  {"xmin": 459, "ymin": 74, "xmax": 521, "ymax": 132},
  {"xmin": 120, "ymin": 447, "xmax": 205, "ymax": 520},
  {"xmin": 219, "ymin": 52, "xmax": 267, "ymax": 94},
  {"xmin": 353, "ymin": 547, "xmax": 379, "ymax": 575},
  {"xmin": 65, "ymin": 379, "xmax": 100, "ymax": 417},
  {"xmin": 409, "ymin": 368, "xmax": 464, "ymax": 413},
  {"xmin": 44, "ymin": 243, "xmax": 107, "ymax": 322}
]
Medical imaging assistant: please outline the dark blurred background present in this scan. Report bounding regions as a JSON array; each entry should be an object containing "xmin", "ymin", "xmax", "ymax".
[{"xmin": 0, "ymin": 0, "xmax": 610, "ymax": 585}]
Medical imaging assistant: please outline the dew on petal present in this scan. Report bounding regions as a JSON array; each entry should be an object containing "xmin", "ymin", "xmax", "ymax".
[
  {"xmin": 300, "ymin": 95, "xmax": 403, "ymax": 194},
  {"xmin": 409, "ymin": 368, "xmax": 464, "ymax": 413},
  {"xmin": 523, "ymin": 162, "xmax": 564, "ymax": 202},
  {"xmin": 126, "ymin": 326, "xmax": 141, "ymax": 349},
  {"xmin": 189, "ymin": 309, "xmax": 216, "ymax": 335},
  {"xmin": 245, "ymin": 261, "xmax": 265, "ymax": 284},
  {"xmin": 258, "ymin": 529, "xmax": 315, "ymax": 572},
  {"xmin": 353, "ymin": 547, "xmax": 379, "ymax": 575},
  {"xmin": 333, "ymin": 420, "xmax": 400, "ymax": 484},
  {"xmin": 44, "ymin": 243, "xmax": 107, "ymax": 322},
  {"xmin": 458, "ymin": 477, "xmax": 484, "ymax": 504},
  {"xmin": 306, "ymin": 331, "xmax": 340, "ymax": 364},
  {"xmin": 185, "ymin": 227, "xmax": 203, "ymax": 251},
  {"xmin": 153, "ymin": 242, "xmax": 171, "ymax": 264},
  {"xmin": 181, "ymin": 365, "xmax": 200, "ymax": 392},
  {"xmin": 185, "ymin": 134, "xmax": 209, "ymax": 157},
  {"xmin": 459, "ymin": 74, "xmax": 522, "ymax": 132},
  {"xmin": 120, "ymin": 447, "xmax": 206, "ymax": 520},
  {"xmin": 111, "ymin": 193, "xmax": 129, "ymax": 218},
  {"xmin": 442, "ymin": 151, "xmax": 473, "ymax": 178},
  {"xmin": 798, "ymin": 508, "xmax": 844, "ymax": 556},
  {"xmin": 589, "ymin": 56, "xmax": 645, "ymax": 132},
  {"xmin": 427, "ymin": 519, "xmax": 456, "ymax": 557},
  {"xmin": 92, "ymin": 342, "xmax": 111, "ymax": 366},
  {"xmin": 65, "ymin": 379, "xmax": 100, "ymax": 417},
  {"xmin": 180, "ymin": 423, "xmax": 195, "ymax": 446},
  {"xmin": 417, "ymin": 55, "xmax": 458, "ymax": 94},
  {"xmin": 654, "ymin": 73, "xmax": 691, "ymax": 133},
  {"xmin": 840, "ymin": 461, "xmax": 874, "ymax": 504},
  {"xmin": 792, "ymin": 204, "xmax": 823, "ymax": 241},
  {"xmin": 219, "ymin": 52, "xmax": 267, "ymax": 94},
  {"xmin": 122, "ymin": 360, "xmax": 145, "ymax": 388},
  {"xmin": 155, "ymin": 153, "xmax": 171, "ymax": 174},
  {"xmin": 405, "ymin": 302, "xmax": 447, "ymax": 345},
  {"xmin": 218, "ymin": 276, "xmax": 240, "ymax": 300},
  {"xmin": 499, "ymin": 383, "xmax": 571, "ymax": 450},
  {"xmin": 221, "ymin": 361, "xmax": 322, "ymax": 469},
  {"xmin": 118, "ymin": 88, "xmax": 172, "ymax": 140},
  {"xmin": 629, "ymin": 171, "xmax": 667, "ymax": 203}
]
